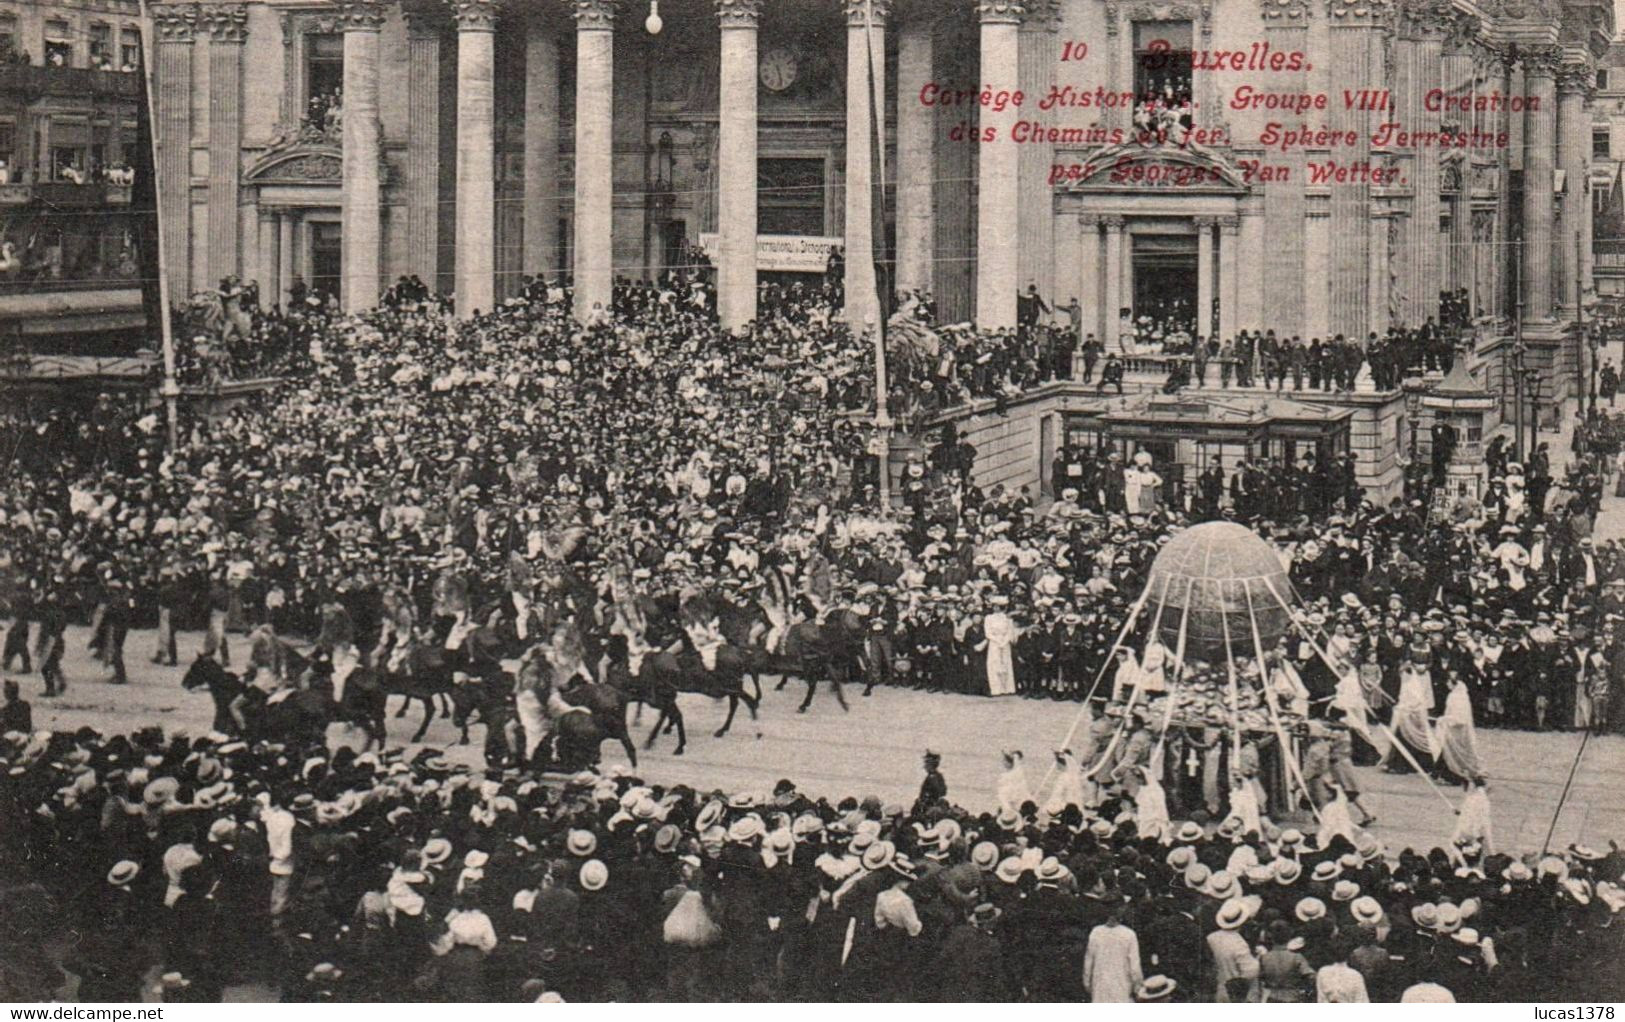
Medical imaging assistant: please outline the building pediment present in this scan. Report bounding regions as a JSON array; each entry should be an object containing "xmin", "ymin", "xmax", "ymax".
[
  {"xmin": 247, "ymin": 145, "xmax": 342, "ymax": 186},
  {"xmin": 1061, "ymin": 141, "xmax": 1250, "ymax": 195}
]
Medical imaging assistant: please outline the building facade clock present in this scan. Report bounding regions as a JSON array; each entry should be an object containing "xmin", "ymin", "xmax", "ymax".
[{"xmin": 760, "ymin": 48, "xmax": 798, "ymax": 92}]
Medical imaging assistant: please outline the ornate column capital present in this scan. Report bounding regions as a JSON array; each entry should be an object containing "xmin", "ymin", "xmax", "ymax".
[
  {"xmin": 1102, "ymin": 214, "xmax": 1126, "ymax": 232},
  {"xmin": 1260, "ymin": 0, "xmax": 1312, "ymax": 22},
  {"xmin": 1396, "ymin": 0, "xmax": 1452, "ymax": 39},
  {"xmin": 1519, "ymin": 45, "xmax": 1563, "ymax": 78},
  {"xmin": 1219, "ymin": 215, "xmax": 1241, "ymax": 235},
  {"xmin": 150, "ymin": 3, "xmax": 199, "ymax": 42},
  {"xmin": 1193, "ymin": 215, "xmax": 1219, "ymax": 228},
  {"xmin": 565, "ymin": 0, "xmax": 616, "ymax": 29},
  {"xmin": 452, "ymin": 0, "xmax": 504, "ymax": 32},
  {"xmin": 339, "ymin": 1, "xmax": 387, "ymax": 31},
  {"xmin": 1079, "ymin": 212, "xmax": 1101, "ymax": 227},
  {"xmin": 1326, "ymin": 0, "xmax": 1390, "ymax": 27},
  {"xmin": 1557, "ymin": 61, "xmax": 1596, "ymax": 96},
  {"xmin": 716, "ymin": 0, "xmax": 762, "ymax": 28},
  {"xmin": 197, "ymin": 3, "xmax": 248, "ymax": 42},
  {"xmin": 845, "ymin": 0, "xmax": 893, "ymax": 25},
  {"xmin": 1021, "ymin": 0, "xmax": 1062, "ymax": 30},
  {"xmin": 974, "ymin": 0, "xmax": 1024, "ymax": 25}
]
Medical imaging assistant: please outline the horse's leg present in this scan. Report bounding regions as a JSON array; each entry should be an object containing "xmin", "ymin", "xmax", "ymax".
[
  {"xmin": 740, "ymin": 683, "xmax": 759, "ymax": 720},
  {"xmin": 749, "ymin": 671, "xmax": 764, "ymax": 703},
  {"xmin": 715, "ymin": 694, "xmax": 739, "ymax": 738},
  {"xmin": 615, "ymin": 717, "xmax": 638, "ymax": 770},
  {"xmin": 798, "ymin": 675, "xmax": 817, "ymax": 713},
  {"xmin": 671, "ymin": 705, "xmax": 687, "ymax": 756},
  {"xmin": 831, "ymin": 663, "xmax": 850, "ymax": 712},
  {"xmin": 393, "ymin": 685, "xmax": 409, "ymax": 718},
  {"xmin": 645, "ymin": 705, "xmax": 668, "ymax": 750},
  {"xmin": 411, "ymin": 693, "xmax": 436, "ymax": 743}
]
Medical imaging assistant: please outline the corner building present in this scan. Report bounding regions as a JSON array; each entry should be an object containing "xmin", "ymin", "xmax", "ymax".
[{"xmin": 147, "ymin": 0, "xmax": 1608, "ymax": 389}]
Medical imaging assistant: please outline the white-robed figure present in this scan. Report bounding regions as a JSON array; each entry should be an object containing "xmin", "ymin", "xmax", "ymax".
[
  {"xmin": 1433, "ymin": 675, "xmax": 1483, "ymax": 782},
  {"xmin": 1134, "ymin": 765, "xmax": 1171, "ymax": 842},
  {"xmin": 1045, "ymin": 748, "xmax": 1095, "ymax": 815},
  {"xmin": 1268, "ymin": 650, "xmax": 1311, "ymax": 717},
  {"xmin": 1227, "ymin": 771, "xmax": 1265, "ymax": 838},
  {"xmin": 1110, "ymin": 648, "xmax": 1142, "ymax": 703},
  {"xmin": 1450, "ymin": 776, "xmax": 1495, "ymax": 854},
  {"xmin": 984, "ymin": 602, "xmax": 1019, "ymax": 697},
  {"xmin": 1383, "ymin": 655, "xmax": 1437, "ymax": 772},
  {"xmin": 997, "ymin": 750, "xmax": 1034, "ymax": 815},
  {"xmin": 1332, "ymin": 660, "xmax": 1386, "ymax": 756},
  {"xmin": 1136, "ymin": 641, "xmax": 1171, "ymax": 697},
  {"xmin": 1316, "ymin": 782, "xmax": 1360, "ymax": 849}
]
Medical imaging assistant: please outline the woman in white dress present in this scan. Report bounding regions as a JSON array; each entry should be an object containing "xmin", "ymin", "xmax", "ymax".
[
  {"xmin": 1382, "ymin": 655, "xmax": 1436, "ymax": 775},
  {"xmin": 1134, "ymin": 765, "xmax": 1171, "ymax": 842},
  {"xmin": 996, "ymin": 750, "xmax": 1033, "ymax": 815},
  {"xmin": 983, "ymin": 604, "xmax": 1019, "ymax": 696},
  {"xmin": 1433, "ymin": 674, "xmax": 1482, "ymax": 785},
  {"xmin": 1083, "ymin": 903, "xmax": 1145, "ymax": 1003}
]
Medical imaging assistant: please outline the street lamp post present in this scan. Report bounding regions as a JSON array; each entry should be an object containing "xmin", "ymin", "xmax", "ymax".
[{"xmin": 1525, "ymin": 366, "xmax": 1542, "ymax": 462}]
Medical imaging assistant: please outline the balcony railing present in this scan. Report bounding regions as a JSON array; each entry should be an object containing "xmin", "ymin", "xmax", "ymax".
[
  {"xmin": 0, "ymin": 182, "xmax": 131, "ymax": 206},
  {"xmin": 0, "ymin": 64, "xmax": 141, "ymax": 100}
]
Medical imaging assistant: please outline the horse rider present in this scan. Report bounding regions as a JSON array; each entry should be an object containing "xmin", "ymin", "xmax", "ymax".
[{"xmin": 231, "ymin": 623, "xmax": 290, "ymax": 733}]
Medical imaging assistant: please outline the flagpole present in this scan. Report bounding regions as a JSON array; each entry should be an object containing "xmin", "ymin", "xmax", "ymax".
[
  {"xmin": 138, "ymin": 0, "xmax": 180, "ymax": 452},
  {"xmin": 864, "ymin": 0, "xmax": 893, "ymax": 512}
]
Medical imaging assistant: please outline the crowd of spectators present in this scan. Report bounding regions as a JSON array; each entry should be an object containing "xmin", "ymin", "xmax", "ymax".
[{"xmin": 2, "ymin": 728, "xmax": 1622, "ymax": 1002}]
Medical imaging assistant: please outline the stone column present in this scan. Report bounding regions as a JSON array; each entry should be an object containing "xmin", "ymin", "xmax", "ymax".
[
  {"xmin": 339, "ymin": 1, "xmax": 384, "ymax": 312},
  {"xmin": 201, "ymin": 4, "xmax": 246, "ymax": 283},
  {"xmin": 1326, "ymin": 0, "xmax": 1381, "ymax": 338},
  {"xmin": 522, "ymin": 12, "xmax": 561, "ymax": 279},
  {"xmin": 1017, "ymin": 1, "xmax": 1057, "ymax": 304},
  {"xmin": 405, "ymin": 10, "xmax": 444, "ymax": 288},
  {"xmin": 1522, "ymin": 48, "xmax": 1559, "ymax": 321},
  {"xmin": 1399, "ymin": 1, "xmax": 1447, "ymax": 326},
  {"xmin": 974, "ymin": 0, "xmax": 1022, "ymax": 330},
  {"xmin": 1556, "ymin": 63, "xmax": 1590, "ymax": 318},
  {"xmin": 1219, "ymin": 215, "xmax": 1240, "ymax": 340},
  {"xmin": 842, "ymin": 0, "xmax": 889, "ymax": 329},
  {"xmin": 1238, "ymin": 210, "xmax": 1264, "ymax": 332},
  {"xmin": 149, "ymin": 5, "xmax": 195, "ymax": 299},
  {"xmin": 258, "ymin": 206, "xmax": 278, "ymax": 302},
  {"xmin": 570, "ymin": 0, "xmax": 615, "ymax": 321},
  {"xmin": 895, "ymin": 10, "xmax": 934, "ymax": 295},
  {"xmin": 1102, "ymin": 216, "xmax": 1124, "ymax": 350},
  {"xmin": 1079, "ymin": 214, "xmax": 1101, "ymax": 341},
  {"xmin": 1195, "ymin": 216, "xmax": 1215, "ymax": 341},
  {"xmin": 451, "ymin": 0, "xmax": 500, "ymax": 318},
  {"xmin": 278, "ymin": 213, "xmax": 295, "ymax": 306},
  {"xmin": 716, "ymin": 0, "xmax": 761, "ymax": 330},
  {"xmin": 1259, "ymin": 0, "xmax": 1310, "ymax": 338}
]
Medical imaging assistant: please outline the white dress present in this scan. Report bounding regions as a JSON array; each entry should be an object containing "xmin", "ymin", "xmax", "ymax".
[
  {"xmin": 984, "ymin": 612, "xmax": 1018, "ymax": 696},
  {"xmin": 1135, "ymin": 775, "xmax": 1171, "ymax": 841},
  {"xmin": 997, "ymin": 759, "xmax": 1034, "ymax": 815}
]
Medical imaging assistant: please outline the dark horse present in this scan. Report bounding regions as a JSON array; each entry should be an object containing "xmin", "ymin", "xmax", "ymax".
[
  {"xmin": 771, "ymin": 617, "xmax": 866, "ymax": 713},
  {"xmin": 181, "ymin": 654, "xmax": 388, "ymax": 749},
  {"xmin": 513, "ymin": 650, "xmax": 637, "ymax": 772},
  {"xmin": 603, "ymin": 639, "xmax": 763, "ymax": 755}
]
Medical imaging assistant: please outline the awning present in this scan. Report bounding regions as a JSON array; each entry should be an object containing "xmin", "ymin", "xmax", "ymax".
[{"xmin": 0, "ymin": 287, "xmax": 142, "ymax": 319}]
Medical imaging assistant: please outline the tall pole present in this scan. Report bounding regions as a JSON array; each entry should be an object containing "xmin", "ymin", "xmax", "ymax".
[
  {"xmin": 138, "ymin": 0, "xmax": 180, "ymax": 450},
  {"xmin": 1513, "ymin": 343, "xmax": 1526, "ymax": 463},
  {"xmin": 872, "ymin": 315, "xmax": 892, "ymax": 509}
]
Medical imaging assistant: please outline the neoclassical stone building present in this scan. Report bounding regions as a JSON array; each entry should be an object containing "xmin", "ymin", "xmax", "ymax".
[{"xmin": 146, "ymin": 0, "xmax": 1608, "ymax": 379}]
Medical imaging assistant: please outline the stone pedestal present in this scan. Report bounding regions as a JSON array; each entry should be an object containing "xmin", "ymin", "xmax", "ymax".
[
  {"xmin": 571, "ymin": 0, "xmax": 616, "ymax": 321},
  {"xmin": 340, "ymin": 1, "xmax": 384, "ymax": 313},
  {"xmin": 453, "ymin": 0, "xmax": 500, "ymax": 318},
  {"xmin": 717, "ymin": 0, "xmax": 761, "ymax": 330}
]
